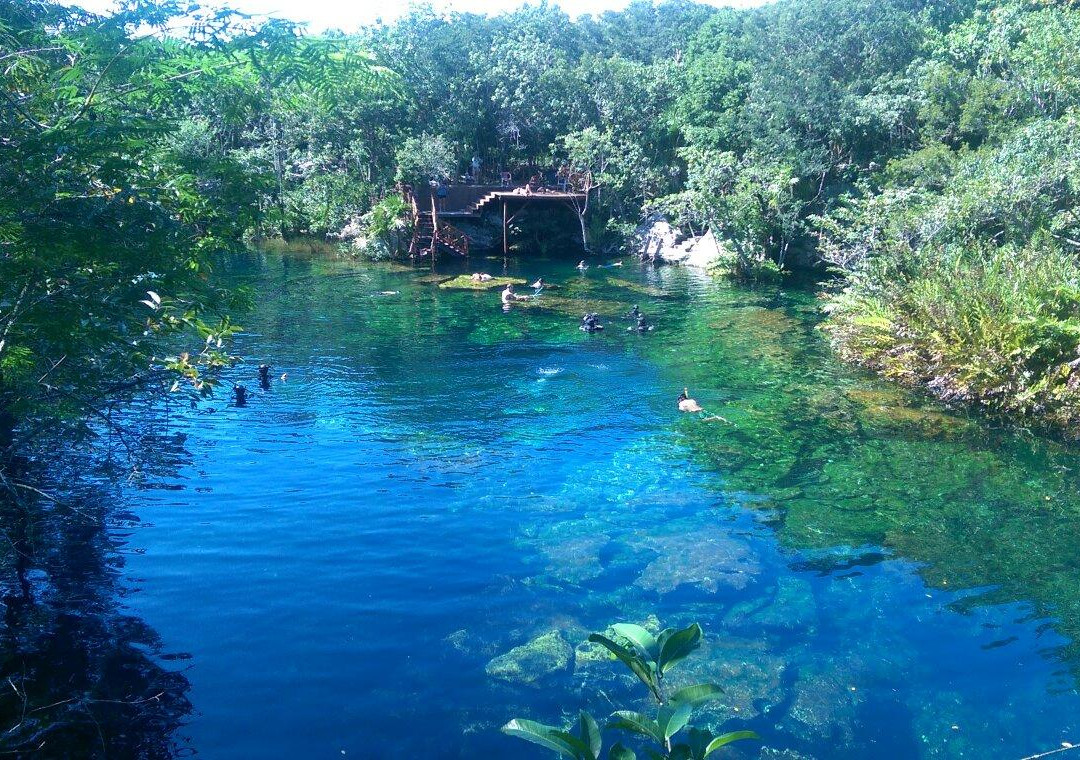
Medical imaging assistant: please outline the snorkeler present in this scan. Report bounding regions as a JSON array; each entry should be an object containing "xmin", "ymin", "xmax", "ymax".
[
  {"xmin": 580, "ymin": 313, "xmax": 603, "ymax": 333},
  {"xmin": 677, "ymin": 388, "xmax": 703, "ymax": 412}
]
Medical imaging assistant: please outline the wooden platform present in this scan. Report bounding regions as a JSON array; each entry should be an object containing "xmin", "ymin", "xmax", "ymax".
[
  {"xmin": 407, "ymin": 182, "xmax": 589, "ymax": 259},
  {"xmin": 411, "ymin": 184, "xmax": 586, "ymax": 218}
]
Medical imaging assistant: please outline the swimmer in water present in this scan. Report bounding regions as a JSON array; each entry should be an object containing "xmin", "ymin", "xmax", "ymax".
[
  {"xmin": 502, "ymin": 283, "xmax": 527, "ymax": 304},
  {"xmin": 628, "ymin": 313, "xmax": 652, "ymax": 332},
  {"xmin": 677, "ymin": 388, "xmax": 703, "ymax": 412},
  {"xmin": 580, "ymin": 313, "xmax": 603, "ymax": 333},
  {"xmin": 627, "ymin": 304, "xmax": 641, "ymax": 319},
  {"xmin": 576, "ymin": 260, "xmax": 588, "ymax": 271},
  {"xmin": 531, "ymin": 277, "xmax": 547, "ymax": 289}
]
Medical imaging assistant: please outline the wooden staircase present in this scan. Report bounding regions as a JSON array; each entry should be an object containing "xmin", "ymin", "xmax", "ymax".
[{"xmin": 407, "ymin": 193, "xmax": 470, "ymax": 259}]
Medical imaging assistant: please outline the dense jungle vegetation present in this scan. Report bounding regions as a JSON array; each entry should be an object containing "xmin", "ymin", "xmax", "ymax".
[{"xmin": 5, "ymin": 0, "xmax": 1080, "ymax": 460}]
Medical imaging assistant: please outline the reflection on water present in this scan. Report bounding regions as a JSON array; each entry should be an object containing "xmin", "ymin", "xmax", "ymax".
[
  {"xmin": 0, "ymin": 453, "xmax": 192, "ymax": 756},
  {"xmin": 6, "ymin": 249, "xmax": 1080, "ymax": 757}
]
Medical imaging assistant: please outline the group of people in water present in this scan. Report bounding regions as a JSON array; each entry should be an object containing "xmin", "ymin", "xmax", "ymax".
[
  {"xmin": 233, "ymin": 262, "xmax": 713, "ymax": 417},
  {"xmin": 492, "ymin": 259, "xmax": 708, "ymax": 415},
  {"xmin": 495, "ymin": 263, "xmax": 654, "ymax": 335},
  {"xmin": 233, "ymin": 363, "xmax": 287, "ymax": 406}
]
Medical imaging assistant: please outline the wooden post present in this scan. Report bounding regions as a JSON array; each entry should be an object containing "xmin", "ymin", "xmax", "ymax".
[
  {"xmin": 430, "ymin": 194, "xmax": 439, "ymax": 271},
  {"xmin": 502, "ymin": 199, "xmax": 508, "ymax": 262}
]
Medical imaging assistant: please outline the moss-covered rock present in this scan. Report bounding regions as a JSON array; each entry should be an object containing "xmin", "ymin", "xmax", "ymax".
[
  {"xmin": 485, "ymin": 630, "xmax": 574, "ymax": 684},
  {"xmin": 845, "ymin": 388, "xmax": 971, "ymax": 438},
  {"xmin": 438, "ymin": 275, "xmax": 526, "ymax": 290}
]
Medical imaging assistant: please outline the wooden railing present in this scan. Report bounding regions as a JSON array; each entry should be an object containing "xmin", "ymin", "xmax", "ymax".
[{"xmin": 404, "ymin": 188, "xmax": 469, "ymax": 260}]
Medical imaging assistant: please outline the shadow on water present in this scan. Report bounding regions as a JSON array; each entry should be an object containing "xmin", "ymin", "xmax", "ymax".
[{"xmin": 0, "ymin": 446, "xmax": 193, "ymax": 756}]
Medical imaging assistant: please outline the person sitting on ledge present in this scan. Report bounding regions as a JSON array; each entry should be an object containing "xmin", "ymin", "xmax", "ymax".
[{"xmin": 471, "ymin": 272, "xmax": 493, "ymax": 282}]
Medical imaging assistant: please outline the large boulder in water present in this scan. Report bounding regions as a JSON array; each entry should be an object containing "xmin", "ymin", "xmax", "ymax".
[
  {"xmin": 485, "ymin": 630, "xmax": 573, "ymax": 684},
  {"xmin": 629, "ymin": 214, "xmax": 724, "ymax": 268},
  {"xmin": 685, "ymin": 228, "xmax": 724, "ymax": 268},
  {"xmin": 631, "ymin": 213, "xmax": 686, "ymax": 263}
]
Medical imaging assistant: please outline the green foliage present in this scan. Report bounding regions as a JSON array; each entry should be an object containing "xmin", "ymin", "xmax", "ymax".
[
  {"xmin": 394, "ymin": 133, "xmax": 458, "ymax": 184},
  {"xmin": 502, "ymin": 622, "xmax": 758, "ymax": 759},
  {"xmin": 352, "ymin": 195, "xmax": 411, "ymax": 260}
]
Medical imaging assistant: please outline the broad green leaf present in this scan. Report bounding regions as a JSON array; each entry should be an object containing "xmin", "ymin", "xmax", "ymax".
[
  {"xmin": 686, "ymin": 727, "xmax": 713, "ymax": 760},
  {"xmin": 658, "ymin": 700, "xmax": 692, "ymax": 741},
  {"xmin": 607, "ymin": 711, "xmax": 664, "ymax": 745},
  {"xmin": 588, "ymin": 633, "xmax": 660, "ymax": 699},
  {"xmin": 577, "ymin": 711, "xmax": 602, "ymax": 760},
  {"xmin": 669, "ymin": 683, "xmax": 724, "ymax": 707},
  {"xmin": 609, "ymin": 743, "xmax": 636, "ymax": 760},
  {"xmin": 610, "ymin": 623, "xmax": 660, "ymax": 662},
  {"xmin": 501, "ymin": 719, "xmax": 587, "ymax": 759},
  {"xmin": 657, "ymin": 623, "xmax": 704, "ymax": 674},
  {"xmin": 704, "ymin": 730, "xmax": 760, "ymax": 756},
  {"xmin": 669, "ymin": 745, "xmax": 693, "ymax": 760},
  {"xmin": 552, "ymin": 730, "xmax": 597, "ymax": 760}
]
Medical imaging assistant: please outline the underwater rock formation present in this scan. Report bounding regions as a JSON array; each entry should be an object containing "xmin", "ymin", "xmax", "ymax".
[{"xmin": 485, "ymin": 630, "xmax": 573, "ymax": 684}]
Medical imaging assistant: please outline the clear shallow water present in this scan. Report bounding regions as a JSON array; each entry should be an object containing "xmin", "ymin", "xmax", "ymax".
[{"xmin": 30, "ymin": 250, "xmax": 1080, "ymax": 757}]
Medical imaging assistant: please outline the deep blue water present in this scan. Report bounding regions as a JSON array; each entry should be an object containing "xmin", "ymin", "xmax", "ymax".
[{"xmin": 97, "ymin": 251, "xmax": 1080, "ymax": 758}]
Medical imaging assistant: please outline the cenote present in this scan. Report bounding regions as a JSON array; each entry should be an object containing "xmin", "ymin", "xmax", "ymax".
[{"xmin": 14, "ymin": 249, "xmax": 1080, "ymax": 758}]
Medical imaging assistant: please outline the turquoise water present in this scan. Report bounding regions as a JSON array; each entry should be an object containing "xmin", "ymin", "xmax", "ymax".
[{"xmin": 9, "ymin": 250, "xmax": 1080, "ymax": 757}]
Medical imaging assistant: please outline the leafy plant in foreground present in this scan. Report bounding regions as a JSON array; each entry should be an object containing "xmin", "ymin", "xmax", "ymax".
[{"xmin": 501, "ymin": 622, "xmax": 759, "ymax": 760}]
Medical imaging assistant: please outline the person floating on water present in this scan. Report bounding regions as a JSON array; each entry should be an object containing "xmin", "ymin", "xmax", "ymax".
[
  {"xmin": 677, "ymin": 387, "xmax": 702, "ymax": 412},
  {"xmin": 581, "ymin": 313, "xmax": 603, "ymax": 333},
  {"xmin": 677, "ymin": 387, "xmax": 732, "ymax": 423},
  {"xmin": 531, "ymin": 277, "xmax": 547, "ymax": 289}
]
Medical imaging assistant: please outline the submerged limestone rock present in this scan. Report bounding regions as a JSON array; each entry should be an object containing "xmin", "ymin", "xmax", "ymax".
[
  {"xmin": 671, "ymin": 637, "xmax": 787, "ymax": 720},
  {"xmin": 632, "ymin": 530, "xmax": 761, "ymax": 594},
  {"xmin": 725, "ymin": 576, "xmax": 818, "ymax": 633},
  {"xmin": 485, "ymin": 630, "xmax": 573, "ymax": 684},
  {"xmin": 845, "ymin": 388, "xmax": 971, "ymax": 438},
  {"xmin": 780, "ymin": 662, "xmax": 865, "ymax": 748}
]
